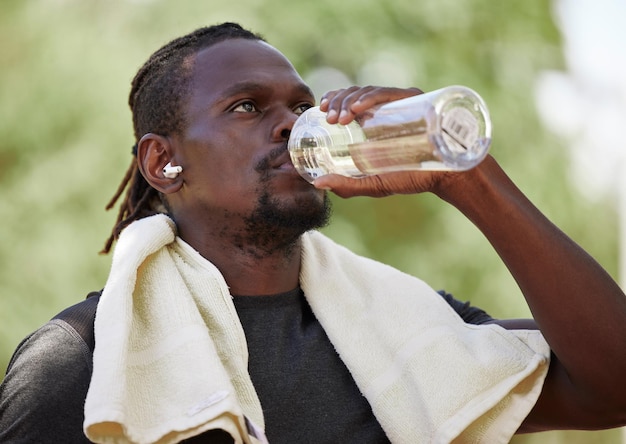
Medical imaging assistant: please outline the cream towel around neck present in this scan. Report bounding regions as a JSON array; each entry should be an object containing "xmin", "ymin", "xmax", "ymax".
[
  {"xmin": 84, "ymin": 215, "xmax": 266, "ymax": 444},
  {"xmin": 299, "ymin": 232, "xmax": 550, "ymax": 443},
  {"xmin": 85, "ymin": 214, "xmax": 550, "ymax": 444}
]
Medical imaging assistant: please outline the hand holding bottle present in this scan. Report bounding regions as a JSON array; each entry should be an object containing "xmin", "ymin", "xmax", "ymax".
[{"xmin": 288, "ymin": 85, "xmax": 492, "ymax": 186}]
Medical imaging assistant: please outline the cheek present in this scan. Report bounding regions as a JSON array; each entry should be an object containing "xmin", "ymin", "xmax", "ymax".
[
  {"xmin": 182, "ymin": 152, "xmax": 262, "ymax": 210},
  {"xmin": 180, "ymin": 123, "xmax": 267, "ymax": 204},
  {"xmin": 188, "ymin": 125, "xmax": 261, "ymax": 171}
]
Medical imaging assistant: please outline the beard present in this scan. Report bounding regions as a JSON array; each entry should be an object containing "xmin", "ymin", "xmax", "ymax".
[
  {"xmin": 235, "ymin": 147, "xmax": 333, "ymax": 258},
  {"xmin": 240, "ymin": 188, "xmax": 332, "ymax": 258}
]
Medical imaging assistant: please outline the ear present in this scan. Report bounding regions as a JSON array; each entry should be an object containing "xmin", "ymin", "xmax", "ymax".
[{"xmin": 136, "ymin": 133, "xmax": 183, "ymax": 194}]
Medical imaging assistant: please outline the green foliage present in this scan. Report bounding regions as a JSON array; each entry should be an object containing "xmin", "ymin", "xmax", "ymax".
[{"xmin": 0, "ymin": 1, "xmax": 620, "ymax": 442}]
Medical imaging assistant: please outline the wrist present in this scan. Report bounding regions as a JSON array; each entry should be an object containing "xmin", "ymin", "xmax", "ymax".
[{"xmin": 431, "ymin": 155, "xmax": 504, "ymax": 212}]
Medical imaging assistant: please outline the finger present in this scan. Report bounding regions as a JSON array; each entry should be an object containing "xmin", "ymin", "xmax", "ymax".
[
  {"xmin": 334, "ymin": 86, "xmax": 379, "ymax": 125},
  {"xmin": 321, "ymin": 87, "xmax": 361, "ymax": 123},
  {"xmin": 325, "ymin": 86, "xmax": 389, "ymax": 125},
  {"xmin": 313, "ymin": 174, "xmax": 393, "ymax": 198},
  {"xmin": 322, "ymin": 86, "xmax": 425, "ymax": 125},
  {"xmin": 319, "ymin": 89, "xmax": 344, "ymax": 111},
  {"xmin": 313, "ymin": 169, "xmax": 447, "ymax": 198},
  {"xmin": 348, "ymin": 87, "xmax": 423, "ymax": 116}
]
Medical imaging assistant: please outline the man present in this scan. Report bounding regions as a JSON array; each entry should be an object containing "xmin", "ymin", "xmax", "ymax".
[{"xmin": 1, "ymin": 22, "xmax": 625, "ymax": 443}]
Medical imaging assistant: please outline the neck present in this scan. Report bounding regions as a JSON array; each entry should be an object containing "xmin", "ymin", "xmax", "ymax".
[{"xmin": 175, "ymin": 217, "xmax": 304, "ymax": 296}]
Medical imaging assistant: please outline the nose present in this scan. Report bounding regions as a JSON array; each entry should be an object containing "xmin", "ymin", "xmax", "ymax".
[{"xmin": 272, "ymin": 109, "xmax": 298, "ymax": 142}]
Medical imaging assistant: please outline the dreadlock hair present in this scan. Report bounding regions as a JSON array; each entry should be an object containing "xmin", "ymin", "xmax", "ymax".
[{"xmin": 101, "ymin": 22, "xmax": 265, "ymax": 254}]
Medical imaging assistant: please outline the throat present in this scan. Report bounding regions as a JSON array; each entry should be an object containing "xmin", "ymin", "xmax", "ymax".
[
  {"xmin": 217, "ymin": 237, "xmax": 302, "ymax": 296},
  {"xmin": 232, "ymin": 222, "xmax": 302, "ymax": 260},
  {"xmin": 234, "ymin": 188, "xmax": 331, "ymax": 259}
]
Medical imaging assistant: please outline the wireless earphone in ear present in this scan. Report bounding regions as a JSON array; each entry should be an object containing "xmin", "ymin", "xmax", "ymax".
[{"xmin": 163, "ymin": 162, "xmax": 183, "ymax": 179}]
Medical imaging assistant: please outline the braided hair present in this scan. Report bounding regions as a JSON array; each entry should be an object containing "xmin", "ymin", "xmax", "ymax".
[{"xmin": 101, "ymin": 23, "xmax": 265, "ymax": 254}]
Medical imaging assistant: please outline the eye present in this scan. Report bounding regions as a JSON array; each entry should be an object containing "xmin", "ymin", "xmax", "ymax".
[
  {"xmin": 294, "ymin": 103, "xmax": 313, "ymax": 116},
  {"xmin": 232, "ymin": 101, "xmax": 258, "ymax": 113}
]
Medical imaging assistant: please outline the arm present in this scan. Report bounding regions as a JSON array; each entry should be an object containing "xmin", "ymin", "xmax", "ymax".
[
  {"xmin": 315, "ymin": 86, "xmax": 626, "ymax": 431},
  {"xmin": 440, "ymin": 158, "xmax": 626, "ymax": 431},
  {"xmin": 0, "ymin": 322, "xmax": 93, "ymax": 443},
  {"xmin": 0, "ymin": 321, "xmax": 237, "ymax": 444}
]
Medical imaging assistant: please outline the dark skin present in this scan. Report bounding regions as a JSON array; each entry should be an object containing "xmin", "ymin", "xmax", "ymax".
[
  {"xmin": 138, "ymin": 39, "xmax": 321, "ymax": 296},
  {"xmin": 137, "ymin": 39, "xmax": 626, "ymax": 434}
]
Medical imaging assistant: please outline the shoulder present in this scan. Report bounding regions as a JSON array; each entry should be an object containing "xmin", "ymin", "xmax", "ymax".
[
  {"xmin": 52, "ymin": 290, "xmax": 101, "ymax": 353},
  {"xmin": 3, "ymin": 290, "xmax": 101, "ymax": 389},
  {"xmin": 437, "ymin": 290, "xmax": 494, "ymax": 325},
  {"xmin": 7, "ymin": 319, "xmax": 93, "ymax": 375},
  {"xmin": 0, "ymin": 294, "xmax": 99, "ymax": 443}
]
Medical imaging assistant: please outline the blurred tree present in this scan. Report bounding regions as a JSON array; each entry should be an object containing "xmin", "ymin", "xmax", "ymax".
[{"xmin": 0, "ymin": 0, "xmax": 619, "ymax": 442}]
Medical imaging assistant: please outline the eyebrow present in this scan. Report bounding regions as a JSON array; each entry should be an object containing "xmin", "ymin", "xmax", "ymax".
[{"xmin": 215, "ymin": 80, "xmax": 315, "ymax": 104}]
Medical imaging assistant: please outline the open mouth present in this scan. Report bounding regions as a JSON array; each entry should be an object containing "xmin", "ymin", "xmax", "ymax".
[
  {"xmin": 275, "ymin": 160, "xmax": 296, "ymax": 171},
  {"xmin": 270, "ymin": 150, "xmax": 296, "ymax": 171}
]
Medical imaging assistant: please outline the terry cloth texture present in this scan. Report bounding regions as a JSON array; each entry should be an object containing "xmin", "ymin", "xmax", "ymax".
[{"xmin": 84, "ymin": 214, "xmax": 550, "ymax": 444}]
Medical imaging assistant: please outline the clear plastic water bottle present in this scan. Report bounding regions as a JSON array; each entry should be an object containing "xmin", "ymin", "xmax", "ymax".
[{"xmin": 288, "ymin": 85, "xmax": 492, "ymax": 183}]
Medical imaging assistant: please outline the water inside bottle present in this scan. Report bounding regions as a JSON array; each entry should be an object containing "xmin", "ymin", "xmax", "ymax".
[
  {"xmin": 288, "ymin": 115, "xmax": 367, "ymax": 182},
  {"xmin": 288, "ymin": 88, "xmax": 491, "ymax": 182}
]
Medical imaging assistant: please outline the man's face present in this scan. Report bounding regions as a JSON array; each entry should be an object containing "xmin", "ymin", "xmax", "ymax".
[{"xmin": 170, "ymin": 39, "xmax": 330, "ymax": 251}]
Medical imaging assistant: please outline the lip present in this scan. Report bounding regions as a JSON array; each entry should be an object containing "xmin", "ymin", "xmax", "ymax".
[
  {"xmin": 265, "ymin": 149, "xmax": 311, "ymax": 184},
  {"xmin": 276, "ymin": 160, "xmax": 296, "ymax": 171},
  {"xmin": 270, "ymin": 151, "xmax": 296, "ymax": 171}
]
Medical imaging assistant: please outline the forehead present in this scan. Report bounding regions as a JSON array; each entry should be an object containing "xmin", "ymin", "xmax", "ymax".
[{"xmin": 188, "ymin": 39, "xmax": 312, "ymax": 104}]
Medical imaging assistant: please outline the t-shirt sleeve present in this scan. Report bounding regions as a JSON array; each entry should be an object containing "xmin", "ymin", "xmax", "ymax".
[
  {"xmin": 0, "ymin": 320, "xmax": 93, "ymax": 443},
  {"xmin": 437, "ymin": 290, "xmax": 494, "ymax": 325}
]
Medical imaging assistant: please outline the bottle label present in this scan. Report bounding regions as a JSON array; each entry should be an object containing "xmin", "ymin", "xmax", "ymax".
[{"xmin": 441, "ymin": 107, "xmax": 479, "ymax": 153}]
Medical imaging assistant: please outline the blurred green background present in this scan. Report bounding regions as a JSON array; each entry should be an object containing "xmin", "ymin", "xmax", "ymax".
[{"xmin": 0, "ymin": 0, "xmax": 622, "ymax": 442}]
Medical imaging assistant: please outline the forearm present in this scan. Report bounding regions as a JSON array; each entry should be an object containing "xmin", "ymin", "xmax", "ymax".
[
  {"xmin": 315, "ymin": 84, "xmax": 626, "ymax": 426},
  {"xmin": 435, "ymin": 156, "xmax": 626, "ymax": 408}
]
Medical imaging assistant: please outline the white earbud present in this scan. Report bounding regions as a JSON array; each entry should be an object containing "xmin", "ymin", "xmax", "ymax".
[{"xmin": 163, "ymin": 162, "xmax": 183, "ymax": 179}]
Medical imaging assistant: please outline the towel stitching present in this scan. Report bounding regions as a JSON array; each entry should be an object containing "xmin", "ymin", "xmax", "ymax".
[{"xmin": 187, "ymin": 390, "xmax": 230, "ymax": 416}]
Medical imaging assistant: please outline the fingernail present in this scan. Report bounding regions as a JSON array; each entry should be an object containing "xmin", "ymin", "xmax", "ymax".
[
  {"xmin": 313, "ymin": 180, "xmax": 332, "ymax": 190},
  {"xmin": 339, "ymin": 109, "xmax": 349, "ymax": 121},
  {"xmin": 326, "ymin": 109, "xmax": 338, "ymax": 120}
]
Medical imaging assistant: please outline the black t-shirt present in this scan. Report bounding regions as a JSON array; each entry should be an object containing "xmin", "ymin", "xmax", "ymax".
[
  {"xmin": 234, "ymin": 287, "xmax": 389, "ymax": 443},
  {"xmin": 0, "ymin": 289, "xmax": 492, "ymax": 443}
]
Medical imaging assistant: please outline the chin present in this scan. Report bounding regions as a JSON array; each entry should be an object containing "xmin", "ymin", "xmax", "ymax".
[{"xmin": 249, "ymin": 190, "xmax": 332, "ymax": 234}]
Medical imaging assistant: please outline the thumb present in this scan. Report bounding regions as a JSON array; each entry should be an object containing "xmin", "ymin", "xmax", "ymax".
[{"xmin": 312, "ymin": 174, "xmax": 393, "ymax": 198}]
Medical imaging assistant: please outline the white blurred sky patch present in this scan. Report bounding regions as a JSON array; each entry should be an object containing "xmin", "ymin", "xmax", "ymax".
[
  {"xmin": 535, "ymin": 0, "xmax": 626, "ymax": 201},
  {"xmin": 304, "ymin": 47, "xmax": 417, "ymax": 105}
]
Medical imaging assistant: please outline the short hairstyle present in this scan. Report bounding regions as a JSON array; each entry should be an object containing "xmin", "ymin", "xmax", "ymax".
[{"xmin": 101, "ymin": 22, "xmax": 265, "ymax": 254}]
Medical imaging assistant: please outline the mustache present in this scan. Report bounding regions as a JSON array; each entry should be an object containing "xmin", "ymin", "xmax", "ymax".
[{"xmin": 254, "ymin": 143, "xmax": 288, "ymax": 173}]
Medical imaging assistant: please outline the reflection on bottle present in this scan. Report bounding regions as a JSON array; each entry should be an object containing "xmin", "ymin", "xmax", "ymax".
[{"xmin": 288, "ymin": 85, "xmax": 492, "ymax": 183}]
